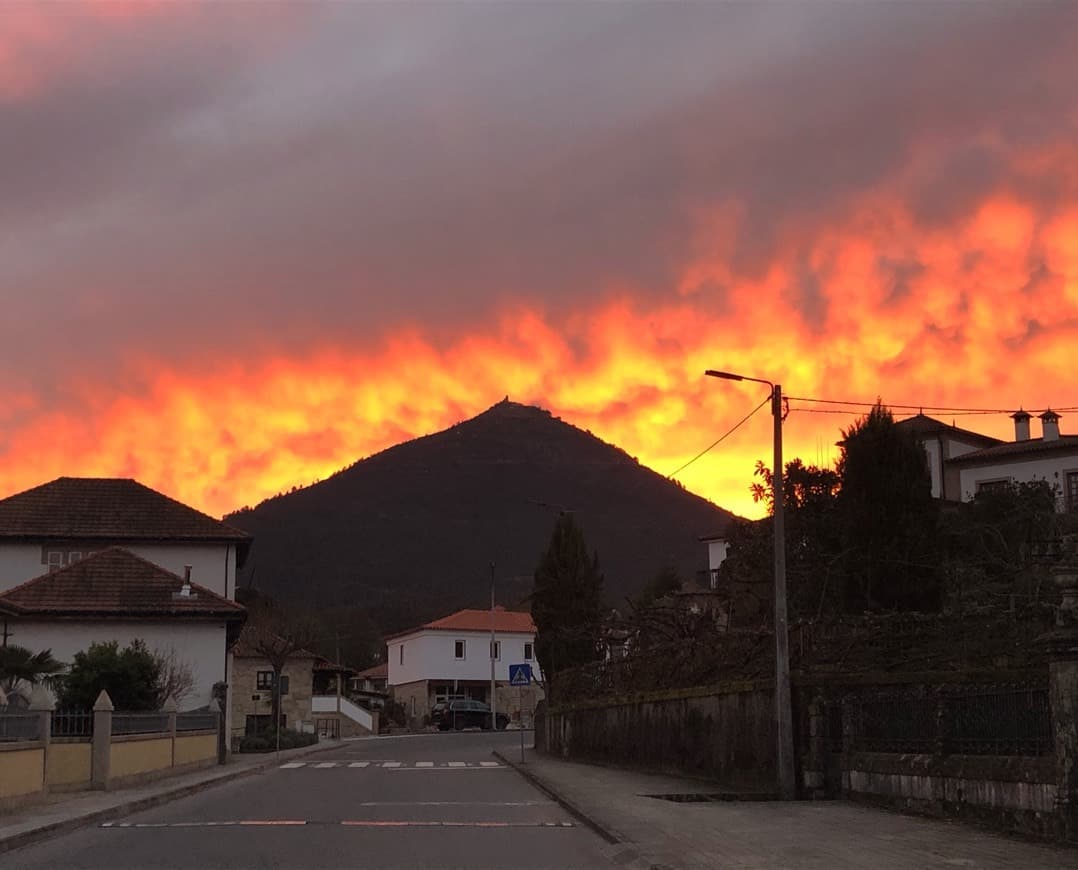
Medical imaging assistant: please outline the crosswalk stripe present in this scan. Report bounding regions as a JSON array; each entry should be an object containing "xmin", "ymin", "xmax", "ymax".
[
  {"xmin": 280, "ymin": 762, "xmax": 305, "ymax": 769},
  {"xmin": 349, "ymin": 761, "xmax": 370, "ymax": 768},
  {"xmin": 416, "ymin": 761, "xmax": 434, "ymax": 767},
  {"xmin": 447, "ymin": 761, "xmax": 466, "ymax": 767},
  {"xmin": 314, "ymin": 762, "xmax": 337, "ymax": 768},
  {"xmin": 381, "ymin": 761, "xmax": 401, "ymax": 768},
  {"xmin": 480, "ymin": 761, "xmax": 501, "ymax": 767}
]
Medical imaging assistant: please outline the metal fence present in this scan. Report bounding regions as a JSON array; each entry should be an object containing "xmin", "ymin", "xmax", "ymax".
[
  {"xmin": 177, "ymin": 711, "xmax": 218, "ymax": 732},
  {"xmin": 849, "ymin": 681, "xmax": 1052, "ymax": 756},
  {"xmin": 51, "ymin": 709, "xmax": 93, "ymax": 738},
  {"xmin": 112, "ymin": 712, "xmax": 170, "ymax": 736},
  {"xmin": 0, "ymin": 711, "xmax": 42, "ymax": 742}
]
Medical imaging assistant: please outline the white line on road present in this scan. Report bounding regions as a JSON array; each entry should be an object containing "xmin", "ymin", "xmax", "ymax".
[
  {"xmin": 314, "ymin": 762, "xmax": 338, "ymax": 768},
  {"xmin": 447, "ymin": 761, "xmax": 466, "ymax": 767},
  {"xmin": 415, "ymin": 761, "xmax": 434, "ymax": 767},
  {"xmin": 279, "ymin": 762, "xmax": 306, "ymax": 769},
  {"xmin": 348, "ymin": 762, "xmax": 370, "ymax": 768},
  {"xmin": 479, "ymin": 761, "xmax": 501, "ymax": 767},
  {"xmin": 381, "ymin": 761, "xmax": 401, "ymax": 768}
]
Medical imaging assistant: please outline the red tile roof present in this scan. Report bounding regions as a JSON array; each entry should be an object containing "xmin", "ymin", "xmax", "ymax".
[
  {"xmin": 946, "ymin": 435, "xmax": 1078, "ymax": 464},
  {"xmin": 0, "ymin": 478, "xmax": 251, "ymax": 563},
  {"xmin": 356, "ymin": 662, "xmax": 388, "ymax": 680},
  {"xmin": 385, "ymin": 607, "xmax": 536, "ymax": 641},
  {"xmin": 0, "ymin": 547, "xmax": 246, "ymax": 620}
]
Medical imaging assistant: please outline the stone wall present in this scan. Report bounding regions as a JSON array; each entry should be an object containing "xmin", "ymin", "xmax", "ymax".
[
  {"xmin": 231, "ymin": 654, "xmax": 315, "ymax": 739},
  {"xmin": 544, "ymin": 681, "xmax": 776, "ymax": 792}
]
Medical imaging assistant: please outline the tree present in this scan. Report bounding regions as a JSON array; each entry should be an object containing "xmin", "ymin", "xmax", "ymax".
[
  {"xmin": 58, "ymin": 640, "xmax": 161, "ymax": 711},
  {"xmin": 243, "ymin": 598, "xmax": 320, "ymax": 741},
  {"xmin": 531, "ymin": 513, "xmax": 604, "ymax": 681},
  {"xmin": 633, "ymin": 566, "xmax": 684, "ymax": 610},
  {"xmin": 0, "ymin": 645, "xmax": 65, "ymax": 707},
  {"xmin": 837, "ymin": 402, "xmax": 941, "ymax": 611},
  {"xmin": 152, "ymin": 647, "xmax": 196, "ymax": 709}
]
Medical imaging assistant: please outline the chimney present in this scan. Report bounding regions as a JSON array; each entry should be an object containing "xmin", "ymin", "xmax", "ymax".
[
  {"xmin": 1040, "ymin": 409, "xmax": 1061, "ymax": 442},
  {"xmin": 1012, "ymin": 409, "xmax": 1031, "ymax": 442},
  {"xmin": 181, "ymin": 565, "xmax": 193, "ymax": 597}
]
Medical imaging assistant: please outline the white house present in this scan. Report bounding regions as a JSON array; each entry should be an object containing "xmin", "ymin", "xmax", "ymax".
[
  {"xmin": 0, "ymin": 547, "xmax": 245, "ymax": 711},
  {"xmin": 386, "ymin": 607, "xmax": 543, "ymax": 724},
  {"xmin": 0, "ymin": 477, "xmax": 252, "ymax": 722},
  {"xmin": 893, "ymin": 414, "xmax": 1003, "ymax": 500},
  {"xmin": 896, "ymin": 411, "xmax": 1078, "ymax": 511}
]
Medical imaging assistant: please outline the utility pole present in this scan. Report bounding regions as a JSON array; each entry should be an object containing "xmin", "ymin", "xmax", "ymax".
[
  {"xmin": 706, "ymin": 369, "xmax": 796, "ymax": 800},
  {"xmin": 771, "ymin": 383, "xmax": 796, "ymax": 800},
  {"xmin": 490, "ymin": 561, "xmax": 497, "ymax": 729}
]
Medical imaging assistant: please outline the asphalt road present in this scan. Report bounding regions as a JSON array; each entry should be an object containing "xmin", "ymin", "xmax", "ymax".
[{"xmin": 7, "ymin": 731, "xmax": 616, "ymax": 870}]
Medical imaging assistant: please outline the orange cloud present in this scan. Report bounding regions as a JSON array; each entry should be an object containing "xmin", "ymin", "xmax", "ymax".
[{"xmin": 2, "ymin": 188, "xmax": 1077, "ymax": 521}]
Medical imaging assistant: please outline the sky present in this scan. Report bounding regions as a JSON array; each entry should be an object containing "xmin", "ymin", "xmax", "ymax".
[{"xmin": 2, "ymin": 1, "xmax": 1077, "ymax": 521}]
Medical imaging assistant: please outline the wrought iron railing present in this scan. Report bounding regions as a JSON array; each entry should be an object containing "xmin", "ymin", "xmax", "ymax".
[
  {"xmin": 112, "ymin": 712, "xmax": 170, "ymax": 735},
  {"xmin": 51, "ymin": 709, "xmax": 93, "ymax": 738},
  {"xmin": 849, "ymin": 681, "xmax": 1052, "ymax": 757},
  {"xmin": 177, "ymin": 711, "xmax": 218, "ymax": 732},
  {"xmin": 0, "ymin": 711, "xmax": 41, "ymax": 742}
]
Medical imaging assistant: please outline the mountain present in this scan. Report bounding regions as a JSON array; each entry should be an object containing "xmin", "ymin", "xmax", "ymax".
[{"xmin": 226, "ymin": 400, "xmax": 736, "ymax": 633}]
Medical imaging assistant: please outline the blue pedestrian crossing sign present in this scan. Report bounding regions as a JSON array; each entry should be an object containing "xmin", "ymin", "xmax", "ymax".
[{"xmin": 509, "ymin": 664, "xmax": 532, "ymax": 686}]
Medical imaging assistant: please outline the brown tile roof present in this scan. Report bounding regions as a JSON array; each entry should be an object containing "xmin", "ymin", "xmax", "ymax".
[
  {"xmin": 0, "ymin": 478, "xmax": 251, "ymax": 563},
  {"xmin": 356, "ymin": 662, "xmax": 388, "ymax": 680},
  {"xmin": 894, "ymin": 414, "xmax": 1003, "ymax": 447},
  {"xmin": 385, "ymin": 607, "xmax": 535, "ymax": 641},
  {"xmin": 0, "ymin": 547, "xmax": 246, "ymax": 620},
  {"xmin": 946, "ymin": 435, "xmax": 1078, "ymax": 465}
]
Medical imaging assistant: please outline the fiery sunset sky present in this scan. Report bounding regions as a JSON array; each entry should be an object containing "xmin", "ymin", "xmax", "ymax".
[{"xmin": 2, "ymin": 2, "xmax": 1077, "ymax": 520}]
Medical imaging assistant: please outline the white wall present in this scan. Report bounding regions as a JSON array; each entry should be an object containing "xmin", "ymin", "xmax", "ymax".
[
  {"xmin": 389, "ymin": 630, "xmax": 541, "ymax": 685},
  {"xmin": 0, "ymin": 542, "xmax": 236, "ymax": 598},
  {"xmin": 13, "ymin": 619, "xmax": 228, "ymax": 711},
  {"xmin": 707, "ymin": 539, "xmax": 730, "ymax": 573},
  {"xmin": 0, "ymin": 544, "xmax": 45, "ymax": 592},
  {"xmin": 959, "ymin": 454, "xmax": 1078, "ymax": 511}
]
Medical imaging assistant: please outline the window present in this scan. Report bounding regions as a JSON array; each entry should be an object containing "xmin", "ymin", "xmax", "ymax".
[
  {"xmin": 454, "ymin": 640, "xmax": 466, "ymax": 660},
  {"xmin": 1067, "ymin": 471, "xmax": 1078, "ymax": 513},
  {"xmin": 490, "ymin": 640, "xmax": 500, "ymax": 660},
  {"xmin": 69, "ymin": 551, "xmax": 82, "ymax": 563},
  {"xmin": 399, "ymin": 644, "xmax": 404, "ymax": 665},
  {"xmin": 524, "ymin": 642, "xmax": 533, "ymax": 661},
  {"xmin": 976, "ymin": 478, "xmax": 1012, "ymax": 496},
  {"xmin": 47, "ymin": 551, "xmax": 63, "ymax": 572},
  {"xmin": 279, "ymin": 675, "xmax": 290, "ymax": 696},
  {"xmin": 256, "ymin": 671, "xmax": 274, "ymax": 690}
]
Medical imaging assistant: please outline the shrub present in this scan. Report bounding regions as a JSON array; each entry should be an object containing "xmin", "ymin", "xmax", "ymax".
[{"xmin": 237, "ymin": 727, "xmax": 318, "ymax": 753}]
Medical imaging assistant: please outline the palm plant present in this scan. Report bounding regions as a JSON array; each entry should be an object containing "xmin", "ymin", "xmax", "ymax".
[{"xmin": 0, "ymin": 645, "xmax": 66, "ymax": 707}]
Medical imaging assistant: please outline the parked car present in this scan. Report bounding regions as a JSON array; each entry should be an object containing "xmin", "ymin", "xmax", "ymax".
[{"xmin": 435, "ymin": 699, "xmax": 509, "ymax": 731}]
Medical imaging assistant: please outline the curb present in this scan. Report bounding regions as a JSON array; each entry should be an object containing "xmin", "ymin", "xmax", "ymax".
[
  {"xmin": 0, "ymin": 739, "xmax": 341, "ymax": 857},
  {"xmin": 492, "ymin": 749, "xmax": 621, "ymax": 846}
]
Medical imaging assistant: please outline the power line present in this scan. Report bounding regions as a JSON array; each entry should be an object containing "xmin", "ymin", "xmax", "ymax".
[
  {"xmin": 787, "ymin": 396, "xmax": 1078, "ymax": 415},
  {"xmin": 668, "ymin": 395, "xmax": 771, "ymax": 479}
]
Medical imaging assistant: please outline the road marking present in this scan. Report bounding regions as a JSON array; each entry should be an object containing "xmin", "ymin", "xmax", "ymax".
[
  {"xmin": 447, "ymin": 761, "xmax": 467, "ymax": 767},
  {"xmin": 389, "ymin": 765, "xmax": 509, "ymax": 771},
  {"xmin": 480, "ymin": 761, "xmax": 501, "ymax": 767},
  {"xmin": 340, "ymin": 820, "xmax": 574, "ymax": 828},
  {"xmin": 348, "ymin": 761, "xmax": 370, "ymax": 768},
  {"xmin": 278, "ymin": 760, "xmax": 508, "ymax": 770},
  {"xmin": 101, "ymin": 818, "xmax": 568, "ymax": 830},
  {"xmin": 314, "ymin": 762, "xmax": 338, "ymax": 769},
  {"xmin": 355, "ymin": 801, "xmax": 553, "ymax": 807},
  {"xmin": 415, "ymin": 761, "xmax": 434, "ymax": 767},
  {"xmin": 280, "ymin": 762, "xmax": 306, "ymax": 769},
  {"xmin": 381, "ymin": 761, "xmax": 401, "ymax": 768}
]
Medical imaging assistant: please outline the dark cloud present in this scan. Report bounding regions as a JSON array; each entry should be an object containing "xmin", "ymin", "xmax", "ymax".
[{"xmin": 2, "ymin": 2, "xmax": 1076, "ymax": 393}]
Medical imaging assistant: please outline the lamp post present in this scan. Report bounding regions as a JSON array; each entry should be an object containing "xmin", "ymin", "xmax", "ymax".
[{"xmin": 705, "ymin": 369, "xmax": 796, "ymax": 800}]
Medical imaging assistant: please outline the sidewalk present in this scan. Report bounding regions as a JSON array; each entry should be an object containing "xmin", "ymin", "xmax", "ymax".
[
  {"xmin": 0, "ymin": 739, "xmax": 340, "ymax": 856},
  {"xmin": 496, "ymin": 748, "xmax": 1075, "ymax": 870}
]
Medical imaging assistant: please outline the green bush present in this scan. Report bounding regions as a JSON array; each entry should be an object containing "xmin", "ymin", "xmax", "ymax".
[{"xmin": 237, "ymin": 727, "xmax": 318, "ymax": 753}]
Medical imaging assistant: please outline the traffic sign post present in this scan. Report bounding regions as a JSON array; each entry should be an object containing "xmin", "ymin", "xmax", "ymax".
[{"xmin": 509, "ymin": 664, "xmax": 532, "ymax": 763}]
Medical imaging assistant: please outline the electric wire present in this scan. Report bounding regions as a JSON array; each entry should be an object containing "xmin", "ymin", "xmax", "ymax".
[{"xmin": 668, "ymin": 395, "xmax": 771, "ymax": 478}]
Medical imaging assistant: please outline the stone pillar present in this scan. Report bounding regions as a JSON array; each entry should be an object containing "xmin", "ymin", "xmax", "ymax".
[
  {"xmin": 91, "ymin": 690, "xmax": 114, "ymax": 791},
  {"xmin": 29, "ymin": 685, "xmax": 54, "ymax": 795},
  {"xmin": 163, "ymin": 696, "xmax": 178, "ymax": 769},
  {"xmin": 209, "ymin": 698, "xmax": 225, "ymax": 765},
  {"xmin": 1045, "ymin": 555, "xmax": 1078, "ymax": 842}
]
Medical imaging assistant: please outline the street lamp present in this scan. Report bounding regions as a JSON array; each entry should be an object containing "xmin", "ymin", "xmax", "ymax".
[{"xmin": 705, "ymin": 369, "xmax": 796, "ymax": 800}]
